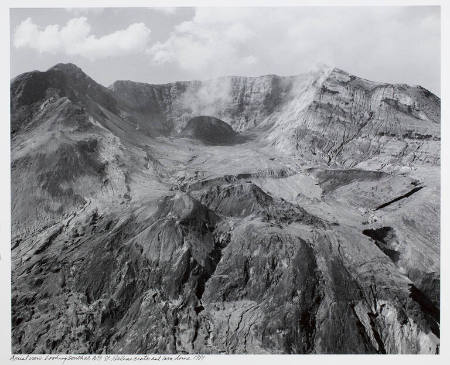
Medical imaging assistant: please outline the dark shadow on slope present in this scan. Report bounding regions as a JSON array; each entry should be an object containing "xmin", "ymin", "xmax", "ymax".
[
  {"xmin": 410, "ymin": 270, "xmax": 440, "ymax": 309},
  {"xmin": 362, "ymin": 227, "xmax": 400, "ymax": 263},
  {"xmin": 408, "ymin": 284, "xmax": 440, "ymax": 338},
  {"xmin": 374, "ymin": 186, "xmax": 424, "ymax": 210}
]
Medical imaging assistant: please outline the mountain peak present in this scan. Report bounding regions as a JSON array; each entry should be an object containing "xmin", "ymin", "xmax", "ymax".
[
  {"xmin": 48, "ymin": 62, "xmax": 84, "ymax": 74},
  {"xmin": 47, "ymin": 63, "xmax": 91, "ymax": 82},
  {"xmin": 11, "ymin": 62, "xmax": 118, "ymax": 133}
]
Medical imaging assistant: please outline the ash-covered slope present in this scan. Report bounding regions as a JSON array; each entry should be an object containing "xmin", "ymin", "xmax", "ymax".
[
  {"xmin": 11, "ymin": 64, "xmax": 440, "ymax": 354},
  {"xmin": 264, "ymin": 68, "xmax": 440, "ymax": 169}
]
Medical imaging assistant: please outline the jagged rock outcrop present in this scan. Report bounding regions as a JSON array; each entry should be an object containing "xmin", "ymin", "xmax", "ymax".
[{"xmin": 11, "ymin": 63, "xmax": 440, "ymax": 354}]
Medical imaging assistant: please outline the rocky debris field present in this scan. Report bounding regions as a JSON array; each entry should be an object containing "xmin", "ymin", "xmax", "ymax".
[{"xmin": 11, "ymin": 63, "xmax": 440, "ymax": 354}]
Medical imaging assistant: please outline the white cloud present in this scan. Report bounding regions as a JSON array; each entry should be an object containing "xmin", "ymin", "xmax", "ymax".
[
  {"xmin": 150, "ymin": 7, "xmax": 178, "ymax": 15},
  {"xmin": 148, "ymin": 8, "xmax": 257, "ymax": 75},
  {"xmin": 146, "ymin": 6, "xmax": 440, "ymax": 93},
  {"xmin": 11, "ymin": 7, "xmax": 440, "ymax": 94},
  {"xmin": 242, "ymin": 55, "xmax": 257, "ymax": 65},
  {"xmin": 65, "ymin": 8, "xmax": 105, "ymax": 16},
  {"xmin": 13, "ymin": 17, "xmax": 151, "ymax": 60}
]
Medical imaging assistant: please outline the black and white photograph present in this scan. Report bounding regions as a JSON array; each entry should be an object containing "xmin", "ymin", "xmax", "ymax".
[{"xmin": 1, "ymin": 0, "xmax": 448, "ymax": 361}]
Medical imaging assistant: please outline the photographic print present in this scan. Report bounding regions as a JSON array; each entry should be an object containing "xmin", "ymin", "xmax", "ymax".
[{"xmin": 8, "ymin": 3, "xmax": 441, "ymax": 355}]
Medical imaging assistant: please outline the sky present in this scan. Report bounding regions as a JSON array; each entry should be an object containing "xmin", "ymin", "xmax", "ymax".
[{"xmin": 10, "ymin": 6, "xmax": 441, "ymax": 95}]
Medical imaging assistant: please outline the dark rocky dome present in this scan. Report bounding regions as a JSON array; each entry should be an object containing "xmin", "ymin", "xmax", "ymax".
[{"xmin": 180, "ymin": 116, "xmax": 241, "ymax": 145}]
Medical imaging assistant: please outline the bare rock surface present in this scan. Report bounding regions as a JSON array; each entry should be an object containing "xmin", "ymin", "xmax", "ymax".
[
  {"xmin": 11, "ymin": 64, "xmax": 440, "ymax": 354},
  {"xmin": 180, "ymin": 116, "xmax": 246, "ymax": 145}
]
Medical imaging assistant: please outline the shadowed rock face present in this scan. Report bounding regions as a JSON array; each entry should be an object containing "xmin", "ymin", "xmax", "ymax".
[
  {"xmin": 11, "ymin": 64, "xmax": 440, "ymax": 354},
  {"xmin": 11, "ymin": 63, "xmax": 118, "ymax": 135},
  {"xmin": 363, "ymin": 227, "xmax": 400, "ymax": 263}
]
